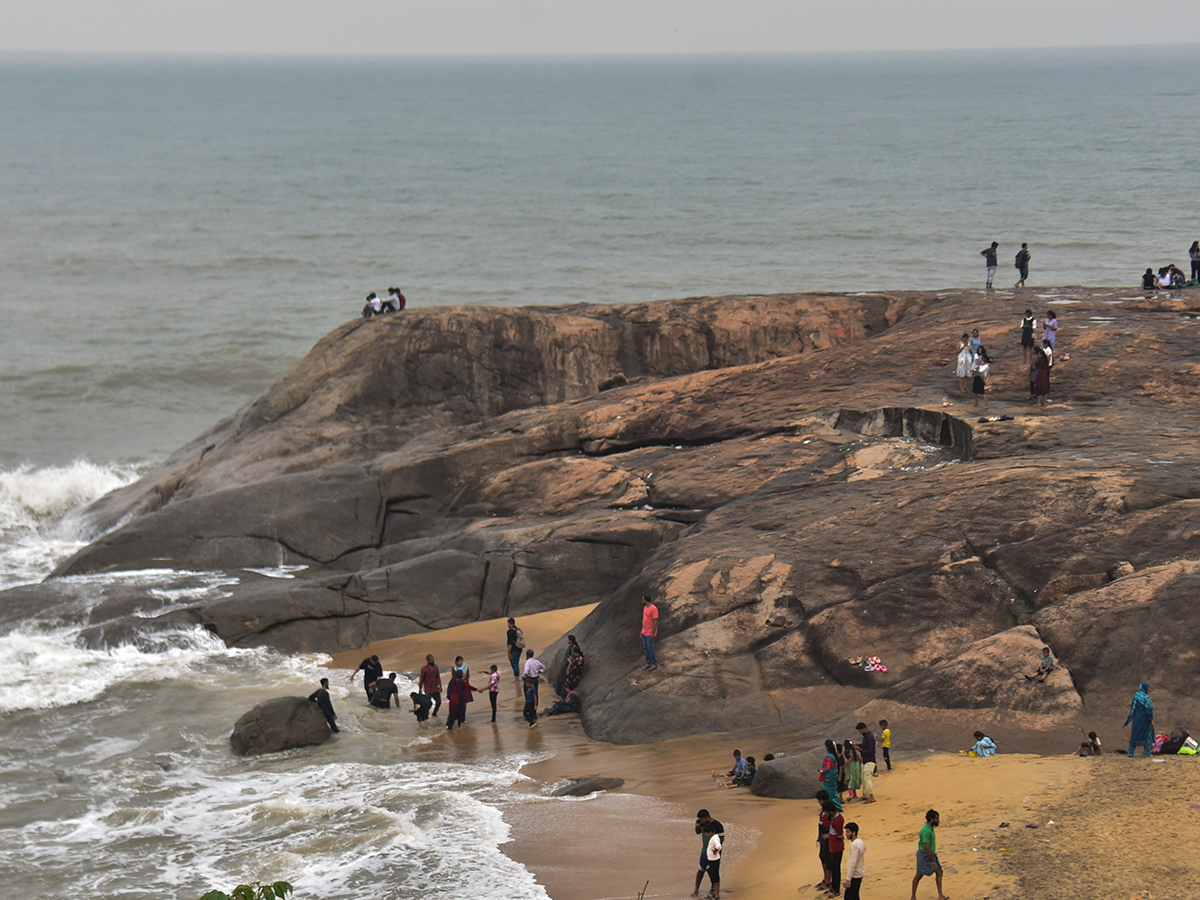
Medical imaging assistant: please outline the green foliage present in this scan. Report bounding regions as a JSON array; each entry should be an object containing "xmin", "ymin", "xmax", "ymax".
[{"xmin": 199, "ymin": 880, "xmax": 293, "ymax": 900}]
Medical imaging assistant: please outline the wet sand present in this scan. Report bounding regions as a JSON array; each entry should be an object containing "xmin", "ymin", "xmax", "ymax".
[{"xmin": 331, "ymin": 611, "xmax": 1200, "ymax": 900}]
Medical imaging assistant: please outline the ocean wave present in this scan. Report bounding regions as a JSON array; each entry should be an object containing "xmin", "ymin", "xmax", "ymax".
[{"xmin": 0, "ymin": 460, "xmax": 142, "ymax": 589}]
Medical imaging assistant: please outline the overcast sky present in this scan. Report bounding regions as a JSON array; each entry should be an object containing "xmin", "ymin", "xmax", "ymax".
[{"xmin": 1, "ymin": 1, "xmax": 1196, "ymax": 56}]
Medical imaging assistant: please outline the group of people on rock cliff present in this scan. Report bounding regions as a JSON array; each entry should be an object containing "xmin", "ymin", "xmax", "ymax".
[
  {"xmin": 953, "ymin": 309, "xmax": 1058, "ymax": 410},
  {"xmin": 361, "ymin": 287, "xmax": 406, "ymax": 317}
]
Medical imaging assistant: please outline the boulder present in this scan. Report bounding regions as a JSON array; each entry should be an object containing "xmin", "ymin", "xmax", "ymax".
[
  {"xmin": 548, "ymin": 775, "xmax": 625, "ymax": 797},
  {"xmin": 230, "ymin": 696, "xmax": 333, "ymax": 756},
  {"xmin": 749, "ymin": 748, "xmax": 828, "ymax": 800}
]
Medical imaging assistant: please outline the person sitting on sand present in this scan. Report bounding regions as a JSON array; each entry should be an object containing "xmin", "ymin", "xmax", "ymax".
[
  {"xmin": 541, "ymin": 690, "xmax": 580, "ymax": 717},
  {"xmin": 971, "ymin": 730, "xmax": 997, "ymax": 757},
  {"xmin": 1089, "ymin": 731, "xmax": 1103, "ymax": 754},
  {"xmin": 713, "ymin": 749, "xmax": 747, "ymax": 784},
  {"xmin": 717, "ymin": 756, "xmax": 757, "ymax": 789},
  {"xmin": 1076, "ymin": 740, "xmax": 1094, "ymax": 756},
  {"xmin": 1025, "ymin": 646, "xmax": 1056, "ymax": 682}
]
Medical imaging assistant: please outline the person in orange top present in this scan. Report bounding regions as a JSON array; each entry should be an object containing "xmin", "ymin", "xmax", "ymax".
[{"xmin": 641, "ymin": 594, "xmax": 659, "ymax": 670}]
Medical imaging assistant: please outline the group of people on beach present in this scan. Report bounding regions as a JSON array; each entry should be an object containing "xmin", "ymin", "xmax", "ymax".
[
  {"xmin": 335, "ymin": 617, "xmax": 584, "ymax": 733},
  {"xmin": 954, "ymin": 309, "xmax": 1058, "ymax": 409},
  {"xmin": 361, "ymin": 287, "xmax": 407, "ymax": 317}
]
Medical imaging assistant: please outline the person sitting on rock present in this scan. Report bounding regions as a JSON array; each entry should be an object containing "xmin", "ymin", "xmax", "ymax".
[{"xmin": 1024, "ymin": 646, "xmax": 1056, "ymax": 683}]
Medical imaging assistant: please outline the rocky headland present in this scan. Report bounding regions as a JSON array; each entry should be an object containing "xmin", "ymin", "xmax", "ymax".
[{"xmin": 9, "ymin": 288, "xmax": 1200, "ymax": 755}]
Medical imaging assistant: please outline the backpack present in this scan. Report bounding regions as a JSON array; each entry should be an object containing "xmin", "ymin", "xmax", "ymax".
[{"xmin": 514, "ymin": 627, "xmax": 526, "ymax": 650}]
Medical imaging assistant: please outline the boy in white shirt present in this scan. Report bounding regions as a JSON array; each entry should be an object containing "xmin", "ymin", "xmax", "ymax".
[
  {"xmin": 703, "ymin": 825, "xmax": 722, "ymax": 899},
  {"xmin": 844, "ymin": 822, "xmax": 866, "ymax": 900}
]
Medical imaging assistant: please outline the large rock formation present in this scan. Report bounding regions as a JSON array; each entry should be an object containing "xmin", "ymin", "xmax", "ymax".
[{"xmin": 10, "ymin": 288, "xmax": 1200, "ymax": 752}]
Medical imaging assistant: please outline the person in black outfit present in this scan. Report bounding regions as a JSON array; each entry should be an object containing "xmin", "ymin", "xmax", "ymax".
[
  {"xmin": 308, "ymin": 677, "xmax": 339, "ymax": 733},
  {"xmin": 369, "ymin": 673, "xmax": 400, "ymax": 709},
  {"xmin": 351, "ymin": 655, "xmax": 383, "ymax": 699},
  {"xmin": 505, "ymin": 617, "xmax": 523, "ymax": 678}
]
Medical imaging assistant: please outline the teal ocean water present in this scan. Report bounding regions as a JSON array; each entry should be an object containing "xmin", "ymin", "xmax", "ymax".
[
  {"xmin": 2, "ymin": 48, "xmax": 1199, "ymax": 468},
  {"xmin": 1, "ymin": 48, "xmax": 1199, "ymax": 899}
]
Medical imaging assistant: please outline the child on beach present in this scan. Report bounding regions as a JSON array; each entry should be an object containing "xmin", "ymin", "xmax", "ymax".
[
  {"xmin": 487, "ymin": 664, "xmax": 500, "ymax": 723},
  {"xmin": 879, "ymin": 720, "xmax": 892, "ymax": 771},
  {"xmin": 713, "ymin": 749, "xmax": 747, "ymax": 784},
  {"xmin": 703, "ymin": 824, "xmax": 723, "ymax": 899},
  {"xmin": 717, "ymin": 756, "xmax": 757, "ymax": 788},
  {"xmin": 971, "ymin": 731, "xmax": 997, "ymax": 757},
  {"xmin": 844, "ymin": 739, "xmax": 862, "ymax": 801}
]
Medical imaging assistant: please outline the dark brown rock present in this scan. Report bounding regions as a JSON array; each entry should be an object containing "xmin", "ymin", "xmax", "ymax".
[
  {"xmin": 548, "ymin": 775, "xmax": 625, "ymax": 797},
  {"xmin": 9, "ymin": 288, "xmax": 1200, "ymax": 752},
  {"xmin": 230, "ymin": 696, "xmax": 333, "ymax": 755}
]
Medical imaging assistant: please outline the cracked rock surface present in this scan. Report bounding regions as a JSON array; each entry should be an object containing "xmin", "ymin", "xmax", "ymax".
[{"xmin": 9, "ymin": 288, "xmax": 1200, "ymax": 750}]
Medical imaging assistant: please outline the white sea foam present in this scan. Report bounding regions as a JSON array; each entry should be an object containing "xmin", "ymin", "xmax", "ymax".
[{"xmin": 0, "ymin": 459, "xmax": 141, "ymax": 589}]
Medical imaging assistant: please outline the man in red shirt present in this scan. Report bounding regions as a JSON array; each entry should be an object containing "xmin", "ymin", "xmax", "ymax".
[
  {"xmin": 418, "ymin": 654, "xmax": 443, "ymax": 717},
  {"xmin": 641, "ymin": 594, "xmax": 659, "ymax": 671}
]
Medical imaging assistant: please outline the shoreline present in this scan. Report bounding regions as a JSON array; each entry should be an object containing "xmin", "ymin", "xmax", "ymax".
[{"xmin": 328, "ymin": 608, "xmax": 1200, "ymax": 900}]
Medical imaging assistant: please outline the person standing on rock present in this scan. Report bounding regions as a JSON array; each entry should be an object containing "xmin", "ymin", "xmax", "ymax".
[
  {"xmin": 1014, "ymin": 242, "xmax": 1031, "ymax": 288},
  {"xmin": 308, "ymin": 677, "xmax": 339, "ymax": 733},
  {"xmin": 911, "ymin": 809, "xmax": 946, "ymax": 900},
  {"xmin": 981, "ymin": 241, "xmax": 999, "ymax": 290},
  {"xmin": 955, "ymin": 333, "xmax": 973, "ymax": 394},
  {"xmin": 641, "ymin": 594, "xmax": 659, "ymax": 671},
  {"xmin": 369, "ymin": 673, "xmax": 400, "ymax": 709},
  {"xmin": 1123, "ymin": 681, "xmax": 1155, "ymax": 757},
  {"xmin": 506, "ymin": 617, "xmax": 525, "ymax": 678},
  {"xmin": 418, "ymin": 654, "xmax": 443, "ymax": 717},
  {"xmin": 350, "ymin": 654, "xmax": 383, "ymax": 699}
]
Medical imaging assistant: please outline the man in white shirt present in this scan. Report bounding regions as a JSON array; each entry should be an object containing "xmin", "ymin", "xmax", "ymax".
[
  {"xmin": 523, "ymin": 648, "xmax": 546, "ymax": 697},
  {"xmin": 844, "ymin": 822, "xmax": 866, "ymax": 900}
]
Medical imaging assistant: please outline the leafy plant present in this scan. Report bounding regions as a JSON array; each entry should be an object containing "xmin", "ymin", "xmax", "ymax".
[{"xmin": 200, "ymin": 881, "xmax": 293, "ymax": 900}]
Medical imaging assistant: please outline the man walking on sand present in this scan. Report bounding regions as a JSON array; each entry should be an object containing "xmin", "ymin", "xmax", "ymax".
[
  {"xmin": 911, "ymin": 809, "xmax": 946, "ymax": 900},
  {"xmin": 641, "ymin": 594, "xmax": 659, "ymax": 670},
  {"xmin": 981, "ymin": 241, "xmax": 998, "ymax": 290}
]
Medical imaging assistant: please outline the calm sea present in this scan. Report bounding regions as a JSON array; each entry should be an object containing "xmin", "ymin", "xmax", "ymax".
[{"xmin": 1, "ymin": 48, "xmax": 1199, "ymax": 899}]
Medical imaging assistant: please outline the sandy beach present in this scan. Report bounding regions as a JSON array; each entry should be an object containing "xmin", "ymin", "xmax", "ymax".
[{"xmin": 331, "ymin": 608, "xmax": 1200, "ymax": 900}]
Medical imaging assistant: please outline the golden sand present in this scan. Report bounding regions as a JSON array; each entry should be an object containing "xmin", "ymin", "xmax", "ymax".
[{"xmin": 331, "ymin": 610, "xmax": 1200, "ymax": 900}]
